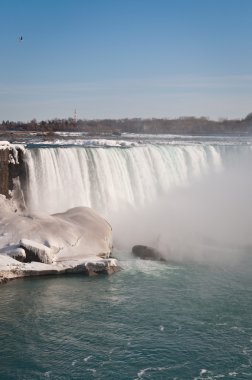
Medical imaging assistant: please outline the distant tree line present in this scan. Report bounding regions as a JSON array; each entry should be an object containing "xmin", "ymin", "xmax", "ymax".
[{"xmin": 1, "ymin": 113, "xmax": 252, "ymax": 135}]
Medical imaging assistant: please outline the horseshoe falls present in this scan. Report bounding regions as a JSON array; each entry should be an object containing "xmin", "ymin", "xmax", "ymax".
[
  {"xmin": 25, "ymin": 144, "xmax": 223, "ymax": 215},
  {"xmin": 1, "ymin": 138, "xmax": 252, "ymax": 380},
  {"xmin": 24, "ymin": 142, "xmax": 252, "ymax": 259}
]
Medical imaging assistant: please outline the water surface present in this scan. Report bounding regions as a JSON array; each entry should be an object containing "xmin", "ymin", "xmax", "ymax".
[{"xmin": 0, "ymin": 255, "xmax": 252, "ymax": 380}]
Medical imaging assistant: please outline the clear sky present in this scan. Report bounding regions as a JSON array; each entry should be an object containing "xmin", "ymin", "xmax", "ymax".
[{"xmin": 0, "ymin": 0, "xmax": 252, "ymax": 121}]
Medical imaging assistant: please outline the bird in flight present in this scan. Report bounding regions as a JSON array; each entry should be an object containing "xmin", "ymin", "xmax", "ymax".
[{"xmin": 19, "ymin": 36, "xmax": 23, "ymax": 42}]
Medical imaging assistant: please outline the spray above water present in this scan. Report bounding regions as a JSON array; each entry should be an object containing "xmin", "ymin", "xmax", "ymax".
[
  {"xmin": 24, "ymin": 143, "xmax": 252, "ymax": 264},
  {"xmin": 111, "ymin": 162, "xmax": 252, "ymax": 264}
]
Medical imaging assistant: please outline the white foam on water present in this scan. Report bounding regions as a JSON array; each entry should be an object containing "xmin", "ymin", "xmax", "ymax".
[
  {"xmin": 36, "ymin": 138, "xmax": 139, "ymax": 148},
  {"xmin": 44, "ymin": 371, "xmax": 52, "ymax": 378},
  {"xmin": 136, "ymin": 364, "xmax": 188, "ymax": 379},
  {"xmin": 119, "ymin": 256, "xmax": 180, "ymax": 278},
  {"xmin": 200, "ymin": 369, "xmax": 208, "ymax": 375},
  {"xmin": 83, "ymin": 355, "xmax": 93, "ymax": 362},
  {"xmin": 86, "ymin": 368, "xmax": 97, "ymax": 374}
]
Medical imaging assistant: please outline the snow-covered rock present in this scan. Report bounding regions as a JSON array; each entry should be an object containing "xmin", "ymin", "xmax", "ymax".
[
  {"xmin": 20, "ymin": 239, "xmax": 54, "ymax": 264},
  {"xmin": 0, "ymin": 197, "xmax": 120, "ymax": 283},
  {"xmin": 0, "ymin": 140, "xmax": 25, "ymax": 164},
  {"xmin": 5, "ymin": 246, "xmax": 26, "ymax": 261}
]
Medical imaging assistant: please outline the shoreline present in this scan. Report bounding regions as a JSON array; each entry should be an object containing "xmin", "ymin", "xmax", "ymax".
[{"xmin": 0, "ymin": 257, "xmax": 121, "ymax": 285}]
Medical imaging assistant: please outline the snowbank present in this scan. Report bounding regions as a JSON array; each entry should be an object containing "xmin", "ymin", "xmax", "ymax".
[{"xmin": 0, "ymin": 197, "xmax": 120, "ymax": 284}]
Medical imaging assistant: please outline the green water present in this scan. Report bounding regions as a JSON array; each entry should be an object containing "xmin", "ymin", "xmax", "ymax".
[{"xmin": 0, "ymin": 255, "xmax": 252, "ymax": 380}]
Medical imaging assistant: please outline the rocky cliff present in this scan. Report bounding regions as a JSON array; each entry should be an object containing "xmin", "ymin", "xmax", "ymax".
[{"xmin": 0, "ymin": 141, "xmax": 26, "ymax": 197}]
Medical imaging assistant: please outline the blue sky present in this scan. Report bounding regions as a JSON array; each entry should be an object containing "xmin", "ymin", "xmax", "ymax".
[{"xmin": 0, "ymin": 0, "xmax": 252, "ymax": 121}]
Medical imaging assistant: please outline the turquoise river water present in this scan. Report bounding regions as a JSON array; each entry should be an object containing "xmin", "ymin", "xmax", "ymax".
[{"xmin": 0, "ymin": 253, "xmax": 252, "ymax": 380}]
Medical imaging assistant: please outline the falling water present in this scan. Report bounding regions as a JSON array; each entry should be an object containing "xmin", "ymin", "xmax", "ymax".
[{"xmin": 25, "ymin": 144, "xmax": 222, "ymax": 215}]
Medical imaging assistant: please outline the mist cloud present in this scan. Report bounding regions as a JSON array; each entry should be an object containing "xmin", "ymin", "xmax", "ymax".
[{"xmin": 111, "ymin": 158, "xmax": 252, "ymax": 265}]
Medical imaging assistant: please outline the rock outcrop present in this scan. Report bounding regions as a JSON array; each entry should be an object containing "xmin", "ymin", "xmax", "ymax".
[
  {"xmin": 20, "ymin": 239, "xmax": 55, "ymax": 264},
  {"xmin": 132, "ymin": 245, "xmax": 166, "ymax": 261},
  {"xmin": 0, "ymin": 141, "xmax": 26, "ymax": 198},
  {"xmin": 0, "ymin": 200, "xmax": 120, "ymax": 284}
]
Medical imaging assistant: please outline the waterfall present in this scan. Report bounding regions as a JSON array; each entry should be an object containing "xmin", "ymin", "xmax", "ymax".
[{"xmin": 24, "ymin": 144, "xmax": 223, "ymax": 216}]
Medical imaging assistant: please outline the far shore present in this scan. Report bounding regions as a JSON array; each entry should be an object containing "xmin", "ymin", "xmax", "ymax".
[{"xmin": 1, "ymin": 114, "xmax": 252, "ymax": 141}]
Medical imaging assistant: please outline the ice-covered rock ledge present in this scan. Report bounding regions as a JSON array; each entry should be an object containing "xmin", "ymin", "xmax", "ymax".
[
  {"xmin": 0, "ymin": 141, "xmax": 26, "ymax": 198},
  {"xmin": 0, "ymin": 197, "xmax": 120, "ymax": 284},
  {"xmin": 0, "ymin": 141, "xmax": 25, "ymax": 164}
]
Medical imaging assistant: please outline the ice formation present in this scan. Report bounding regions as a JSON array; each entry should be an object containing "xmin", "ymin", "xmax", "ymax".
[
  {"xmin": 0, "ymin": 194, "xmax": 119, "ymax": 283},
  {"xmin": 0, "ymin": 140, "xmax": 26, "ymax": 164}
]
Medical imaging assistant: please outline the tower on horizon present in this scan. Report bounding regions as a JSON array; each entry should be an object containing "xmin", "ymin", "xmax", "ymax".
[{"xmin": 74, "ymin": 109, "xmax": 77, "ymax": 124}]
